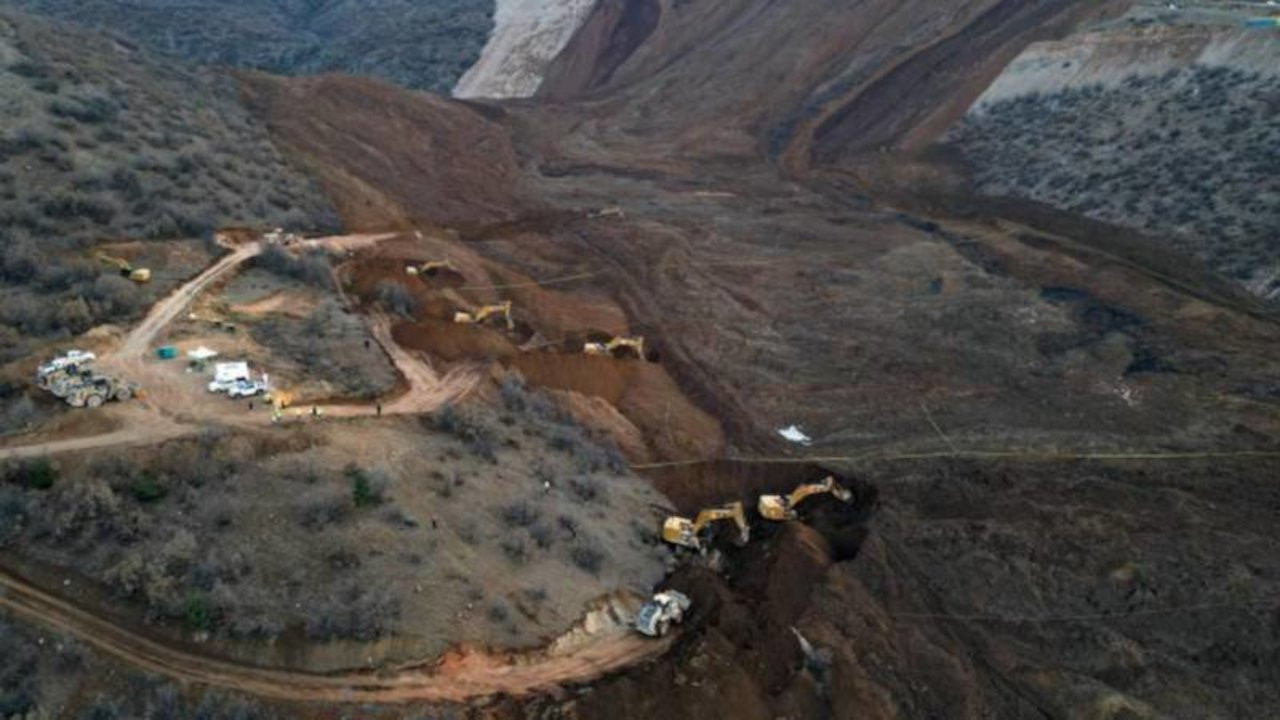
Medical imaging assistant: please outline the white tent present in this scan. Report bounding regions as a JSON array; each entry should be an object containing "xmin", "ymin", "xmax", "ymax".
[
  {"xmin": 213, "ymin": 362, "xmax": 250, "ymax": 383},
  {"xmin": 187, "ymin": 346, "xmax": 219, "ymax": 361}
]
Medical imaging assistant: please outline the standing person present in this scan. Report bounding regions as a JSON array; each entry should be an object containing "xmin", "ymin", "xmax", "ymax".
[{"xmin": 376, "ymin": 401, "xmax": 382, "ymax": 417}]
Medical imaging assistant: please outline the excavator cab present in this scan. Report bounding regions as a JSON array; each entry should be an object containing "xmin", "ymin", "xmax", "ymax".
[
  {"xmin": 584, "ymin": 336, "xmax": 646, "ymax": 360},
  {"xmin": 454, "ymin": 301, "xmax": 515, "ymax": 331},
  {"xmin": 663, "ymin": 501, "xmax": 751, "ymax": 553},
  {"xmin": 405, "ymin": 260, "xmax": 458, "ymax": 277},
  {"xmin": 758, "ymin": 475, "xmax": 853, "ymax": 522}
]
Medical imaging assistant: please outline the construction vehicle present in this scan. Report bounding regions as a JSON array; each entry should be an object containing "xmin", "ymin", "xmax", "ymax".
[
  {"xmin": 583, "ymin": 336, "xmax": 646, "ymax": 359},
  {"xmin": 758, "ymin": 476, "xmax": 853, "ymax": 522},
  {"xmin": 65, "ymin": 373, "xmax": 138, "ymax": 408},
  {"xmin": 37, "ymin": 350, "xmax": 96, "ymax": 378},
  {"xmin": 663, "ymin": 501, "xmax": 750, "ymax": 553},
  {"xmin": 405, "ymin": 260, "xmax": 458, "ymax": 277},
  {"xmin": 634, "ymin": 590, "xmax": 692, "ymax": 638},
  {"xmin": 454, "ymin": 301, "xmax": 514, "ymax": 331},
  {"xmin": 587, "ymin": 206, "xmax": 625, "ymax": 220},
  {"xmin": 36, "ymin": 362, "xmax": 138, "ymax": 408},
  {"xmin": 94, "ymin": 251, "xmax": 151, "ymax": 284}
]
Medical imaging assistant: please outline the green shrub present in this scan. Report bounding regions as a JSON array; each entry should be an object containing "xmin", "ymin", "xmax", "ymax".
[
  {"xmin": 21, "ymin": 458, "xmax": 57, "ymax": 490},
  {"xmin": 184, "ymin": 591, "xmax": 213, "ymax": 632},
  {"xmin": 128, "ymin": 475, "xmax": 166, "ymax": 503}
]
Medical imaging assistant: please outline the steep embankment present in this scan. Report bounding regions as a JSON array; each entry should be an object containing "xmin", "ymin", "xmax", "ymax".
[
  {"xmin": 237, "ymin": 72, "xmax": 526, "ymax": 230},
  {"xmin": 525, "ymin": 0, "xmax": 1124, "ymax": 170},
  {"xmin": 453, "ymin": 0, "xmax": 599, "ymax": 99}
]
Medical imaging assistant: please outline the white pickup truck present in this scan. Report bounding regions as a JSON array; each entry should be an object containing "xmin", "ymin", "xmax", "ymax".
[{"xmin": 208, "ymin": 377, "xmax": 267, "ymax": 398}]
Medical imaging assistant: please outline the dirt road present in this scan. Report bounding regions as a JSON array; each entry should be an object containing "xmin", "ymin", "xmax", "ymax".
[
  {"xmin": 115, "ymin": 242, "xmax": 262, "ymax": 360},
  {"xmin": 0, "ymin": 232, "xmax": 456, "ymax": 463},
  {"xmin": 0, "ymin": 569, "xmax": 671, "ymax": 704}
]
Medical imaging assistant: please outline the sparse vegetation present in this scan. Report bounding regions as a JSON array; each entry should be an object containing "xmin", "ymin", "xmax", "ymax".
[
  {"xmin": 0, "ymin": 11, "xmax": 338, "ymax": 362},
  {"xmin": 434, "ymin": 404, "xmax": 498, "ymax": 461},
  {"xmin": 246, "ymin": 296, "xmax": 398, "ymax": 399},
  {"xmin": 258, "ymin": 244, "xmax": 335, "ymax": 289},
  {"xmin": 949, "ymin": 66, "xmax": 1280, "ymax": 299},
  {"xmin": 7, "ymin": 0, "xmax": 495, "ymax": 94},
  {"xmin": 375, "ymin": 279, "xmax": 420, "ymax": 317},
  {"xmin": 2, "ymin": 387, "xmax": 666, "ymax": 657}
]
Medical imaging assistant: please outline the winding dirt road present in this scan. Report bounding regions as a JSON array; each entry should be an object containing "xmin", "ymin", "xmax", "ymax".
[
  {"xmin": 0, "ymin": 233, "xmax": 477, "ymax": 462},
  {"xmin": 0, "ymin": 569, "xmax": 672, "ymax": 703}
]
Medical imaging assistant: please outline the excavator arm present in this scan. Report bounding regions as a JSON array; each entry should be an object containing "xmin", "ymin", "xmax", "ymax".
[
  {"xmin": 94, "ymin": 251, "xmax": 151, "ymax": 283},
  {"xmin": 405, "ymin": 260, "xmax": 458, "ymax": 277},
  {"xmin": 758, "ymin": 476, "xmax": 853, "ymax": 521},
  {"xmin": 584, "ymin": 336, "xmax": 645, "ymax": 359},
  {"xmin": 455, "ymin": 301, "xmax": 514, "ymax": 331}
]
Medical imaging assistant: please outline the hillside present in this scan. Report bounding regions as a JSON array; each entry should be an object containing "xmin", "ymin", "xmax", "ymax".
[
  {"xmin": 0, "ymin": 10, "xmax": 336, "ymax": 368},
  {"xmin": 1, "ymin": 2, "xmax": 1279, "ymax": 719},
  {"xmin": 945, "ymin": 24, "xmax": 1280, "ymax": 300},
  {"xmin": 1, "ymin": 0, "xmax": 494, "ymax": 94}
]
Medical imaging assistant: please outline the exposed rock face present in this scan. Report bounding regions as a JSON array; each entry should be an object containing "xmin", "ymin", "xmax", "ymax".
[{"xmin": 453, "ymin": 0, "xmax": 598, "ymax": 98}]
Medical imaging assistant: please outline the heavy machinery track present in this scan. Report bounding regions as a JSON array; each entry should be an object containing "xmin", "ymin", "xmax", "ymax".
[{"xmin": 0, "ymin": 570, "xmax": 673, "ymax": 704}]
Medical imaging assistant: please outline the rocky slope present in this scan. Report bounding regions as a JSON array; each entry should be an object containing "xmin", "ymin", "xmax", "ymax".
[
  {"xmin": 454, "ymin": 0, "xmax": 598, "ymax": 99},
  {"xmin": 2, "ymin": 1, "xmax": 1279, "ymax": 718}
]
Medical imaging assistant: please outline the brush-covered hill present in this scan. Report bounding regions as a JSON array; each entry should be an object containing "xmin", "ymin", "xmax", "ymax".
[
  {"xmin": 1, "ymin": 0, "xmax": 494, "ymax": 93},
  {"xmin": 0, "ymin": 9, "xmax": 337, "ymax": 364}
]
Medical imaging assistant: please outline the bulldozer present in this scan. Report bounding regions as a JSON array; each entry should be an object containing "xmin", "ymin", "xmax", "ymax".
[
  {"xmin": 663, "ymin": 501, "xmax": 750, "ymax": 553},
  {"xmin": 583, "ymin": 336, "xmax": 646, "ymax": 359},
  {"xmin": 454, "ymin": 300, "xmax": 514, "ymax": 331},
  {"xmin": 405, "ymin": 260, "xmax": 458, "ymax": 277},
  {"xmin": 634, "ymin": 590, "xmax": 692, "ymax": 638},
  {"xmin": 95, "ymin": 251, "xmax": 151, "ymax": 284},
  {"xmin": 758, "ymin": 476, "xmax": 853, "ymax": 522}
]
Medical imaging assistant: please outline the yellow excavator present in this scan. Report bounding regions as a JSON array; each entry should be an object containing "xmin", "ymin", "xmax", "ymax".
[
  {"xmin": 454, "ymin": 300, "xmax": 514, "ymax": 331},
  {"xmin": 663, "ymin": 501, "xmax": 750, "ymax": 553},
  {"xmin": 94, "ymin": 251, "xmax": 151, "ymax": 283},
  {"xmin": 584, "ymin": 336, "xmax": 646, "ymax": 359},
  {"xmin": 758, "ymin": 476, "xmax": 853, "ymax": 522},
  {"xmin": 405, "ymin": 260, "xmax": 458, "ymax": 277}
]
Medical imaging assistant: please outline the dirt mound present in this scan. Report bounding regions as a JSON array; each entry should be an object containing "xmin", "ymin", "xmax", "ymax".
[
  {"xmin": 512, "ymin": 352, "xmax": 723, "ymax": 461},
  {"xmin": 393, "ymin": 319, "xmax": 519, "ymax": 362},
  {"xmin": 237, "ymin": 72, "xmax": 526, "ymax": 231}
]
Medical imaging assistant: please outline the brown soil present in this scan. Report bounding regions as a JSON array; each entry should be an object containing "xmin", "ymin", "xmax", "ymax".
[
  {"xmin": 236, "ymin": 73, "xmax": 527, "ymax": 231},
  {"xmin": 512, "ymin": 352, "xmax": 723, "ymax": 462}
]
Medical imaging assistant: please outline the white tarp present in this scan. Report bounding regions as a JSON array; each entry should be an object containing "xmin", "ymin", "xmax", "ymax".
[
  {"xmin": 778, "ymin": 425, "xmax": 813, "ymax": 446},
  {"xmin": 213, "ymin": 362, "xmax": 250, "ymax": 383},
  {"xmin": 187, "ymin": 346, "xmax": 219, "ymax": 361}
]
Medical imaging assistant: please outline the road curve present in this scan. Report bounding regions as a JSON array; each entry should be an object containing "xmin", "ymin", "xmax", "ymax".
[{"xmin": 0, "ymin": 570, "xmax": 671, "ymax": 704}]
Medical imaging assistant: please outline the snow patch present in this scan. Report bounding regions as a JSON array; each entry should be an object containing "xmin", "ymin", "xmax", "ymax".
[{"xmin": 453, "ymin": 0, "xmax": 597, "ymax": 99}]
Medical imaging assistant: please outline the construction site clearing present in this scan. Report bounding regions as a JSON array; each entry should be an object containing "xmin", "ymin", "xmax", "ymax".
[{"xmin": 0, "ymin": 225, "xmax": 868, "ymax": 690}]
